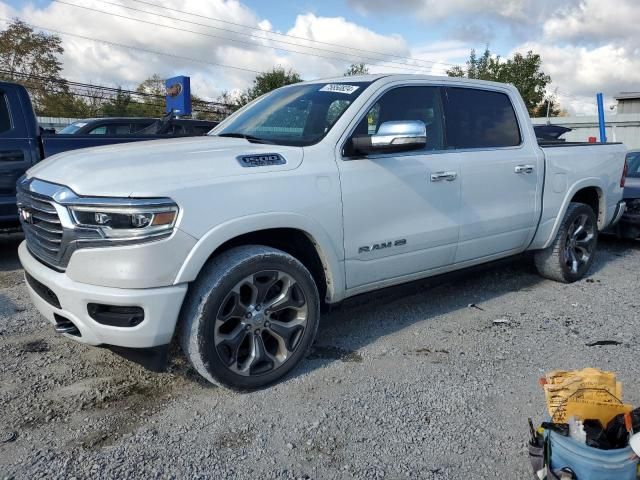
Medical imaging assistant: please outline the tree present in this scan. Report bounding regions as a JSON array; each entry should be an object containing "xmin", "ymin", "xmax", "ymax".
[
  {"xmin": 0, "ymin": 19, "xmax": 67, "ymax": 114},
  {"xmin": 447, "ymin": 48, "xmax": 554, "ymax": 116},
  {"xmin": 344, "ymin": 63, "xmax": 369, "ymax": 76},
  {"xmin": 123, "ymin": 74, "xmax": 166, "ymax": 117},
  {"xmin": 237, "ymin": 66, "xmax": 303, "ymax": 107},
  {"xmin": 101, "ymin": 88, "xmax": 133, "ymax": 117}
]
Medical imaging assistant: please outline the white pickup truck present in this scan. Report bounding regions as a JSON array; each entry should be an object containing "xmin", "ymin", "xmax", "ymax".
[{"xmin": 17, "ymin": 74, "xmax": 628, "ymax": 390}]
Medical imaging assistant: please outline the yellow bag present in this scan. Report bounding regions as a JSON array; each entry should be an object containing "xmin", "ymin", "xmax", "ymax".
[{"xmin": 541, "ymin": 368, "xmax": 632, "ymax": 424}]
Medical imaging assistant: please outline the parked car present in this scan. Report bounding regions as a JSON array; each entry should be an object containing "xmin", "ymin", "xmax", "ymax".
[
  {"xmin": 615, "ymin": 150, "xmax": 640, "ymax": 239},
  {"xmin": 0, "ymin": 81, "xmax": 217, "ymax": 230},
  {"xmin": 16, "ymin": 74, "xmax": 627, "ymax": 390},
  {"xmin": 59, "ymin": 117, "xmax": 217, "ymax": 136}
]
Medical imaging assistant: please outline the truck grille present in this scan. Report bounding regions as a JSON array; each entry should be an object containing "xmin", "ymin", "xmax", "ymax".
[{"xmin": 17, "ymin": 186, "xmax": 66, "ymax": 270}]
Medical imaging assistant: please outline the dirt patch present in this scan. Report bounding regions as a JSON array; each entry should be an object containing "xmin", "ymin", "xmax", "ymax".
[
  {"xmin": 70, "ymin": 375, "xmax": 192, "ymax": 449},
  {"xmin": 21, "ymin": 340, "xmax": 50, "ymax": 353},
  {"xmin": 307, "ymin": 345, "xmax": 363, "ymax": 363},
  {"xmin": 0, "ymin": 271, "xmax": 23, "ymax": 289},
  {"xmin": 214, "ymin": 428, "xmax": 255, "ymax": 449}
]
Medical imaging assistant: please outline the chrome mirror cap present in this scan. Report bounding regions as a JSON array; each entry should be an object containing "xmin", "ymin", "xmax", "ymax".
[
  {"xmin": 349, "ymin": 120, "xmax": 427, "ymax": 155},
  {"xmin": 372, "ymin": 120, "xmax": 427, "ymax": 147}
]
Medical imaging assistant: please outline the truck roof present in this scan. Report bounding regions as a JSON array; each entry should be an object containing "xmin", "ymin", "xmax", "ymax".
[{"xmin": 299, "ymin": 73, "xmax": 517, "ymax": 92}]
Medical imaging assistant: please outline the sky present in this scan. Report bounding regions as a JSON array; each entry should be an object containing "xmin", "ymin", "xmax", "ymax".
[{"xmin": 1, "ymin": 0, "xmax": 638, "ymax": 115}]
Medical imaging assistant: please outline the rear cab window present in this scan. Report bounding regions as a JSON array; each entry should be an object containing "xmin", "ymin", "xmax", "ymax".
[{"xmin": 443, "ymin": 87, "xmax": 521, "ymax": 149}]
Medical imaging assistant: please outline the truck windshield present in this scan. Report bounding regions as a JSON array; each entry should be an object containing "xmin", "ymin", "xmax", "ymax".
[
  {"xmin": 59, "ymin": 121, "xmax": 87, "ymax": 134},
  {"xmin": 213, "ymin": 82, "xmax": 371, "ymax": 146}
]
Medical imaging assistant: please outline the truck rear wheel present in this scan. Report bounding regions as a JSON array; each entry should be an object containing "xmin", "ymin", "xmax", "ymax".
[
  {"xmin": 179, "ymin": 245, "xmax": 320, "ymax": 391},
  {"xmin": 534, "ymin": 202, "xmax": 598, "ymax": 283}
]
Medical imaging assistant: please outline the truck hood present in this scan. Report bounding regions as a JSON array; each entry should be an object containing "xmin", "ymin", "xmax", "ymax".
[{"xmin": 27, "ymin": 136, "xmax": 303, "ymax": 197}]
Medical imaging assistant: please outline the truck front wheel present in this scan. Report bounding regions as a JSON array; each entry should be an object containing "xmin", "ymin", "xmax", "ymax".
[
  {"xmin": 179, "ymin": 245, "xmax": 320, "ymax": 391},
  {"xmin": 534, "ymin": 202, "xmax": 598, "ymax": 283}
]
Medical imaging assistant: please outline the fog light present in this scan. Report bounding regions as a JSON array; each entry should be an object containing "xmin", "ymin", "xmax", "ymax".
[{"xmin": 87, "ymin": 304, "xmax": 145, "ymax": 327}]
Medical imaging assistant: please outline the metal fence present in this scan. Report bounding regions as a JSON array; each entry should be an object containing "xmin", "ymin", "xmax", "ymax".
[{"xmin": 531, "ymin": 114, "xmax": 640, "ymax": 149}]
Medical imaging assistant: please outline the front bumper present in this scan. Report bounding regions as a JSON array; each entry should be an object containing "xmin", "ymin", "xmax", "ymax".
[{"xmin": 19, "ymin": 241, "xmax": 188, "ymax": 348}]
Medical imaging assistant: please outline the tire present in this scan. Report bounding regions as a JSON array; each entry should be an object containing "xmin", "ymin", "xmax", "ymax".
[
  {"xmin": 179, "ymin": 245, "xmax": 320, "ymax": 391},
  {"xmin": 534, "ymin": 202, "xmax": 598, "ymax": 283}
]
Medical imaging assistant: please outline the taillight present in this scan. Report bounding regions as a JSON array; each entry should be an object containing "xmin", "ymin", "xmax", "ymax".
[{"xmin": 621, "ymin": 157, "xmax": 628, "ymax": 188}]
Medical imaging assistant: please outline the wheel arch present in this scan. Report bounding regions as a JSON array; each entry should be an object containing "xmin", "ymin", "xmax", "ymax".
[
  {"xmin": 537, "ymin": 179, "xmax": 606, "ymax": 250},
  {"xmin": 174, "ymin": 213, "xmax": 345, "ymax": 304},
  {"xmin": 570, "ymin": 186, "xmax": 604, "ymax": 226}
]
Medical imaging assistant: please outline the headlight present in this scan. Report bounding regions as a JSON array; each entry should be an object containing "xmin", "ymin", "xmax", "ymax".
[{"xmin": 67, "ymin": 199, "xmax": 178, "ymax": 242}]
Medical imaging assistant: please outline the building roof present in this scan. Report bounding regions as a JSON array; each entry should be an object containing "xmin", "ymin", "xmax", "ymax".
[{"xmin": 615, "ymin": 92, "xmax": 640, "ymax": 101}]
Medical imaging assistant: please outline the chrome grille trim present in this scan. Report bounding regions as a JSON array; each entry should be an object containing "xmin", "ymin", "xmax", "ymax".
[{"xmin": 17, "ymin": 182, "xmax": 67, "ymax": 269}]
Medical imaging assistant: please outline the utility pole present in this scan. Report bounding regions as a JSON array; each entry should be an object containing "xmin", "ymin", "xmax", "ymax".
[{"xmin": 596, "ymin": 93, "xmax": 607, "ymax": 143}]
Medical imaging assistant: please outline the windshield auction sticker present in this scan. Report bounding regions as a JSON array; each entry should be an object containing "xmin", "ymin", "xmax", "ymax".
[{"xmin": 319, "ymin": 84, "xmax": 360, "ymax": 94}]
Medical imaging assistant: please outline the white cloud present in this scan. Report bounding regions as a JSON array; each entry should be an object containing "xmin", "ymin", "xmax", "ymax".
[
  {"xmin": 510, "ymin": 0, "xmax": 640, "ymax": 115},
  {"xmin": 282, "ymin": 13, "xmax": 411, "ymax": 78},
  {"xmin": 0, "ymin": 1, "xmax": 432, "ymax": 99},
  {"xmin": 4, "ymin": 0, "xmax": 636, "ymax": 116},
  {"xmin": 347, "ymin": 0, "xmax": 579, "ymax": 23},
  {"xmin": 543, "ymin": 0, "xmax": 640, "ymax": 43},
  {"xmin": 3, "ymin": 0, "xmax": 299, "ymax": 97}
]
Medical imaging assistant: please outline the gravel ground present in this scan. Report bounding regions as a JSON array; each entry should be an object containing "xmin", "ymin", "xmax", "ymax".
[{"xmin": 0, "ymin": 233, "xmax": 639, "ymax": 479}]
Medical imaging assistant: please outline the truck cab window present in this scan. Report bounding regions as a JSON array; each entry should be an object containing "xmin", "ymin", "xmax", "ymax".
[
  {"xmin": 112, "ymin": 124, "xmax": 132, "ymax": 135},
  {"xmin": 444, "ymin": 88, "xmax": 521, "ymax": 148},
  {"xmin": 353, "ymin": 86, "xmax": 444, "ymax": 151},
  {"xmin": 0, "ymin": 94, "xmax": 10, "ymax": 134},
  {"xmin": 88, "ymin": 126, "xmax": 108, "ymax": 135}
]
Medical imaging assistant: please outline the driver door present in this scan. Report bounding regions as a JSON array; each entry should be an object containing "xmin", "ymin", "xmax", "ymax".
[{"xmin": 338, "ymin": 85, "xmax": 461, "ymax": 290}]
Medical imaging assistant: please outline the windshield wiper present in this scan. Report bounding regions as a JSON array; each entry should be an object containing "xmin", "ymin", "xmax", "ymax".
[{"xmin": 216, "ymin": 133, "xmax": 274, "ymax": 144}]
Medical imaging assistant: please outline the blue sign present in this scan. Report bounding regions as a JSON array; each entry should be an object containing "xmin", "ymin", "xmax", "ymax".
[{"xmin": 165, "ymin": 75, "xmax": 191, "ymax": 115}]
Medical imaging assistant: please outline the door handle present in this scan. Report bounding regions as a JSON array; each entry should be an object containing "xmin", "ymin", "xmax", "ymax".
[
  {"xmin": 430, "ymin": 171, "xmax": 457, "ymax": 182},
  {"xmin": 515, "ymin": 164, "xmax": 535, "ymax": 174}
]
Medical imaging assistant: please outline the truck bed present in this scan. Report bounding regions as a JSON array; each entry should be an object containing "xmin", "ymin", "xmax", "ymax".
[
  {"xmin": 529, "ymin": 142, "xmax": 627, "ymax": 249},
  {"xmin": 538, "ymin": 141, "xmax": 624, "ymax": 147}
]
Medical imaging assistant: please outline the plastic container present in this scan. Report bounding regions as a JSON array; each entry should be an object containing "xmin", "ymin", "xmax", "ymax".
[{"xmin": 549, "ymin": 430, "xmax": 638, "ymax": 480}]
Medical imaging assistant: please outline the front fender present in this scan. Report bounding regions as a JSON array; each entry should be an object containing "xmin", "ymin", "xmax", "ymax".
[{"xmin": 173, "ymin": 212, "xmax": 346, "ymax": 303}]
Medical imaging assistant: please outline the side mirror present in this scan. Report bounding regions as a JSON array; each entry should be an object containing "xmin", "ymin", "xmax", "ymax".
[{"xmin": 350, "ymin": 120, "xmax": 427, "ymax": 155}]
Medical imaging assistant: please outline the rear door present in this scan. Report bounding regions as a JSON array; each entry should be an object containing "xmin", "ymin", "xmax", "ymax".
[
  {"xmin": 0, "ymin": 87, "xmax": 36, "ymax": 224},
  {"xmin": 442, "ymin": 87, "xmax": 542, "ymax": 262}
]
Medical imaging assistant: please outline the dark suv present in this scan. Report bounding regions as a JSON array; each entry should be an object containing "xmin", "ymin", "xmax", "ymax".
[
  {"xmin": 617, "ymin": 150, "xmax": 640, "ymax": 239},
  {"xmin": 59, "ymin": 117, "xmax": 217, "ymax": 136}
]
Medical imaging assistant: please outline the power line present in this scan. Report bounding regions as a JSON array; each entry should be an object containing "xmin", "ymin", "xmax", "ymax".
[
  {"xmin": 0, "ymin": 69, "xmax": 232, "ymax": 114},
  {"xmin": 126, "ymin": 0, "xmax": 461, "ymax": 69},
  {"xmin": 0, "ymin": 17, "xmax": 264, "ymax": 76},
  {"xmin": 52, "ymin": 0, "xmax": 451, "ymax": 75},
  {"xmin": 91, "ymin": 0, "xmax": 454, "ymax": 71}
]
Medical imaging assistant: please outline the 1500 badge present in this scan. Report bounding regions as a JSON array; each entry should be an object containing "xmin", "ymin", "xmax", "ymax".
[{"xmin": 359, "ymin": 239, "xmax": 407, "ymax": 254}]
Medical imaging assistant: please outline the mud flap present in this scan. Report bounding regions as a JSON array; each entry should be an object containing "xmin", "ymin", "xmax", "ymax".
[{"xmin": 105, "ymin": 344, "xmax": 170, "ymax": 372}]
